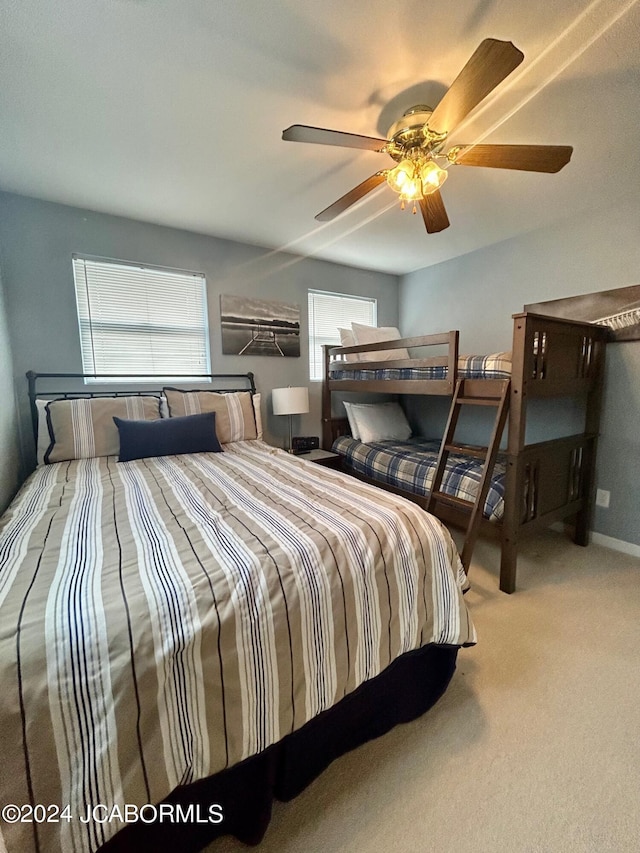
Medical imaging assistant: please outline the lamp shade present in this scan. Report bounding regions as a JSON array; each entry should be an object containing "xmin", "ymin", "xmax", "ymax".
[{"xmin": 272, "ymin": 386, "xmax": 309, "ymax": 416}]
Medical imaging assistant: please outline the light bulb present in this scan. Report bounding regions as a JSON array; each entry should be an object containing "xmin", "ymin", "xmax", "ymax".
[
  {"xmin": 420, "ymin": 159, "xmax": 448, "ymax": 195},
  {"xmin": 399, "ymin": 178, "xmax": 422, "ymax": 201},
  {"xmin": 386, "ymin": 159, "xmax": 415, "ymax": 193}
]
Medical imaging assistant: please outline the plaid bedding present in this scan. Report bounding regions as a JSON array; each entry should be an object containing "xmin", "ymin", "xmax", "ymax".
[
  {"xmin": 330, "ymin": 352, "xmax": 512, "ymax": 381},
  {"xmin": 333, "ymin": 436, "xmax": 506, "ymax": 522},
  {"xmin": 0, "ymin": 440, "xmax": 474, "ymax": 853}
]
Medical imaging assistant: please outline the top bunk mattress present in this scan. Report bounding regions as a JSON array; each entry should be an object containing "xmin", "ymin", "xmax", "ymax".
[{"xmin": 330, "ymin": 352, "xmax": 512, "ymax": 381}]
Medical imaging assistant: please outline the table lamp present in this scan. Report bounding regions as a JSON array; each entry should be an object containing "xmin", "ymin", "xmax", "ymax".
[{"xmin": 272, "ymin": 386, "xmax": 309, "ymax": 453}]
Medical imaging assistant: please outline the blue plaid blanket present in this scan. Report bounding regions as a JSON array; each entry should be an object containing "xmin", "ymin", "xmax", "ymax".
[
  {"xmin": 332, "ymin": 436, "xmax": 506, "ymax": 522},
  {"xmin": 330, "ymin": 352, "xmax": 512, "ymax": 381}
]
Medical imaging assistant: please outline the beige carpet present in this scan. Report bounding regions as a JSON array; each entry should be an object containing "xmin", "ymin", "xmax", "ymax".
[{"xmin": 208, "ymin": 531, "xmax": 640, "ymax": 853}]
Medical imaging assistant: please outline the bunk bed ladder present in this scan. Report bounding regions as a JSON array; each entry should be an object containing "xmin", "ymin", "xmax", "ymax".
[{"xmin": 428, "ymin": 378, "xmax": 510, "ymax": 574}]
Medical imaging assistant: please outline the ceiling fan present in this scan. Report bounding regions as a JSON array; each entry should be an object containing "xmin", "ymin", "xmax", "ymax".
[{"xmin": 282, "ymin": 39, "xmax": 572, "ymax": 234}]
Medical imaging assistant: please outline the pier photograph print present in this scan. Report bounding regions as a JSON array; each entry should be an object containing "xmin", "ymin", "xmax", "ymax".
[{"xmin": 220, "ymin": 294, "xmax": 301, "ymax": 356}]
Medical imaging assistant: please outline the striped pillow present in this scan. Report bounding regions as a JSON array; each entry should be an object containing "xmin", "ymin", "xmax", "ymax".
[
  {"xmin": 163, "ymin": 389, "xmax": 257, "ymax": 443},
  {"xmin": 45, "ymin": 396, "xmax": 162, "ymax": 463}
]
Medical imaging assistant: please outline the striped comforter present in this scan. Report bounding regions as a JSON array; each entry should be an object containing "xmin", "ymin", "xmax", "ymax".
[
  {"xmin": 0, "ymin": 441, "xmax": 475, "ymax": 853},
  {"xmin": 333, "ymin": 436, "xmax": 506, "ymax": 522},
  {"xmin": 330, "ymin": 352, "xmax": 512, "ymax": 381}
]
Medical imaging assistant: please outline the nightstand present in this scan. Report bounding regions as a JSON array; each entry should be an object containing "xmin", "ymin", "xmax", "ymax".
[{"xmin": 300, "ymin": 449, "xmax": 342, "ymax": 470}]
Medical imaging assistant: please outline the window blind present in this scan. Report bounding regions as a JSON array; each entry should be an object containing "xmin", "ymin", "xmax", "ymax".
[
  {"xmin": 308, "ymin": 290, "xmax": 377, "ymax": 381},
  {"xmin": 72, "ymin": 256, "xmax": 210, "ymax": 378}
]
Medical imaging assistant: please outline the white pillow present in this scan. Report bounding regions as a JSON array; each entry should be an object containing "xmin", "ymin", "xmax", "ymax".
[
  {"xmin": 343, "ymin": 401, "xmax": 361, "ymax": 440},
  {"xmin": 338, "ymin": 327, "xmax": 355, "ymax": 346},
  {"xmin": 338, "ymin": 327, "xmax": 357, "ymax": 362},
  {"xmin": 252, "ymin": 392, "xmax": 263, "ymax": 440},
  {"xmin": 349, "ymin": 402, "xmax": 412, "ymax": 444},
  {"xmin": 350, "ymin": 323, "xmax": 410, "ymax": 362}
]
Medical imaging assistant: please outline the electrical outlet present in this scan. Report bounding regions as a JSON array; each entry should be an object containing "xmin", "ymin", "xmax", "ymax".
[{"xmin": 596, "ymin": 489, "xmax": 610, "ymax": 509}]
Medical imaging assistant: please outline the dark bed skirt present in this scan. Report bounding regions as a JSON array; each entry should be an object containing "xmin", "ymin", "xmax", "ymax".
[{"xmin": 100, "ymin": 643, "xmax": 458, "ymax": 853}]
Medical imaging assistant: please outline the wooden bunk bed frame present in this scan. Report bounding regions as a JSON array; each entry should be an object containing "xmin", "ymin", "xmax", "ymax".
[{"xmin": 322, "ymin": 312, "xmax": 608, "ymax": 593}]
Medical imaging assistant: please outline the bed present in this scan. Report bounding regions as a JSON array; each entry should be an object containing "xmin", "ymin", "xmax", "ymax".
[
  {"xmin": 0, "ymin": 373, "xmax": 475, "ymax": 853},
  {"xmin": 332, "ymin": 436, "xmax": 506, "ymax": 523},
  {"xmin": 322, "ymin": 313, "xmax": 608, "ymax": 593}
]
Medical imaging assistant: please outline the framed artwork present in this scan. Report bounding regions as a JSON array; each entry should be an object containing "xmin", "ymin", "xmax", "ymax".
[
  {"xmin": 220, "ymin": 294, "xmax": 301, "ymax": 357},
  {"xmin": 525, "ymin": 284, "xmax": 640, "ymax": 342}
]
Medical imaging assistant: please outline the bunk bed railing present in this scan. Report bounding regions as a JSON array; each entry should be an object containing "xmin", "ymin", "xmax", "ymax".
[
  {"xmin": 327, "ymin": 330, "xmax": 459, "ymax": 372},
  {"xmin": 330, "ymin": 355, "xmax": 451, "ymax": 370},
  {"xmin": 322, "ymin": 330, "xmax": 459, "ymax": 449}
]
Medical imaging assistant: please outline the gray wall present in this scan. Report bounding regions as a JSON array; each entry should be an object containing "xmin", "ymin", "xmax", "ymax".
[
  {"xmin": 0, "ymin": 263, "xmax": 22, "ymax": 511},
  {"xmin": 400, "ymin": 192, "xmax": 640, "ymax": 546},
  {"xmin": 0, "ymin": 192, "xmax": 398, "ymax": 476},
  {"xmin": 3, "ymin": 187, "xmax": 637, "ymax": 546}
]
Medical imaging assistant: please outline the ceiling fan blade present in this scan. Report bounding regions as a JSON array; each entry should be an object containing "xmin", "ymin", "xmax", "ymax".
[
  {"xmin": 427, "ymin": 39, "xmax": 524, "ymax": 136},
  {"xmin": 282, "ymin": 124, "xmax": 388, "ymax": 152},
  {"xmin": 315, "ymin": 172, "xmax": 387, "ymax": 221},
  {"xmin": 419, "ymin": 191, "xmax": 450, "ymax": 233},
  {"xmin": 452, "ymin": 144, "xmax": 573, "ymax": 173}
]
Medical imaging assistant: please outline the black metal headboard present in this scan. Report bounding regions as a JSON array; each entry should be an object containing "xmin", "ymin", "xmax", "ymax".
[{"xmin": 26, "ymin": 370, "xmax": 256, "ymax": 442}]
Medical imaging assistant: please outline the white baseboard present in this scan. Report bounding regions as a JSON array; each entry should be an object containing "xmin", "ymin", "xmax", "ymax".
[
  {"xmin": 590, "ymin": 532, "xmax": 640, "ymax": 558},
  {"xmin": 550, "ymin": 522, "xmax": 640, "ymax": 558}
]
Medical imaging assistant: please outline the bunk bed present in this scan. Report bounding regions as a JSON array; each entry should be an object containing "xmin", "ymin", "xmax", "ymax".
[{"xmin": 322, "ymin": 312, "xmax": 608, "ymax": 593}]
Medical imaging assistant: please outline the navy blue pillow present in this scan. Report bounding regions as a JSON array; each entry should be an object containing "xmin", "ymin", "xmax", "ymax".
[{"xmin": 113, "ymin": 412, "xmax": 223, "ymax": 462}]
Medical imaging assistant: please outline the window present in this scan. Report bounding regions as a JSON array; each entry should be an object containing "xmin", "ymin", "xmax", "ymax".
[
  {"xmin": 308, "ymin": 290, "xmax": 377, "ymax": 381},
  {"xmin": 72, "ymin": 255, "xmax": 210, "ymax": 379}
]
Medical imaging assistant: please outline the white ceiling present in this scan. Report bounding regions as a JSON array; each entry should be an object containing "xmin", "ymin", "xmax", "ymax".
[{"xmin": 1, "ymin": 0, "xmax": 639, "ymax": 275}]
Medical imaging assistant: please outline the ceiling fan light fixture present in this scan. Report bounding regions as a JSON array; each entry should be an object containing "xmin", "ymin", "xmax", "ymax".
[
  {"xmin": 420, "ymin": 159, "xmax": 448, "ymax": 195},
  {"xmin": 386, "ymin": 159, "xmax": 415, "ymax": 193},
  {"xmin": 398, "ymin": 177, "xmax": 423, "ymax": 203},
  {"xmin": 386, "ymin": 157, "xmax": 447, "ymax": 206}
]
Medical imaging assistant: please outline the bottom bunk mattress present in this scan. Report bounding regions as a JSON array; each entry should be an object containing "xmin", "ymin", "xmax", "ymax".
[
  {"xmin": 332, "ymin": 436, "xmax": 506, "ymax": 522},
  {"xmin": 0, "ymin": 440, "xmax": 475, "ymax": 853}
]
